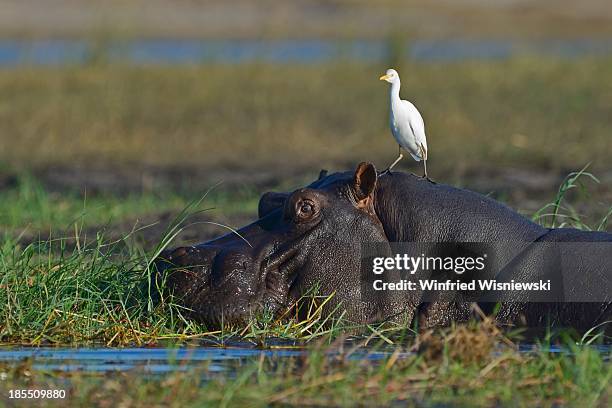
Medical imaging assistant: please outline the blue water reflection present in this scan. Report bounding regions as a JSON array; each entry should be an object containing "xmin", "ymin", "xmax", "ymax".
[{"xmin": 1, "ymin": 38, "xmax": 612, "ymax": 66}]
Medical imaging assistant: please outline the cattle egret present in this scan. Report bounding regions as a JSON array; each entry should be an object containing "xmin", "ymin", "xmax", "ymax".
[{"xmin": 379, "ymin": 68, "xmax": 429, "ymax": 179}]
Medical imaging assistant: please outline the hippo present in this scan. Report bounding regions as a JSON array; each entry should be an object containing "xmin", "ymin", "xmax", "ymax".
[{"xmin": 155, "ymin": 163, "xmax": 612, "ymax": 333}]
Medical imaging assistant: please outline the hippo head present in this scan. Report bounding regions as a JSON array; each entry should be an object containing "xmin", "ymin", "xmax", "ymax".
[{"xmin": 155, "ymin": 162, "xmax": 408, "ymax": 328}]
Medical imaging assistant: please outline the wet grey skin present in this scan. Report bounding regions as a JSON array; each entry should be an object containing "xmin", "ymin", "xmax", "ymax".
[{"xmin": 154, "ymin": 163, "xmax": 611, "ymax": 332}]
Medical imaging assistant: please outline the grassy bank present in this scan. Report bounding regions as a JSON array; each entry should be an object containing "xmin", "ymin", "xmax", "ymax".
[
  {"xmin": 1, "ymin": 57, "xmax": 611, "ymax": 178},
  {"xmin": 0, "ymin": 174, "xmax": 260, "ymax": 246},
  {"xmin": 0, "ymin": 322, "xmax": 610, "ymax": 407}
]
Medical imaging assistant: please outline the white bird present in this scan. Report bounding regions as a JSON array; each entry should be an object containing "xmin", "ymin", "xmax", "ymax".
[{"xmin": 379, "ymin": 68, "xmax": 429, "ymax": 179}]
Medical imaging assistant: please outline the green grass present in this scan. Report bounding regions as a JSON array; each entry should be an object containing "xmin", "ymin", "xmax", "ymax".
[
  {"xmin": 0, "ymin": 174, "xmax": 184, "ymax": 231},
  {"xmin": 532, "ymin": 166, "xmax": 612, "ymax": 231},
  {"xmin": 0, "ymin": 174, "xmax": 260, "ymax": 242},
  {"xmin": 1, "ymin": 57, "xmax": 611, "ymax": 177}
]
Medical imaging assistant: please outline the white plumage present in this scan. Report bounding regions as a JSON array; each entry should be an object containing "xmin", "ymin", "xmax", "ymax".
[{"xmin": 379, "ymin": 68, "xmax": 429, "ymax": 178}]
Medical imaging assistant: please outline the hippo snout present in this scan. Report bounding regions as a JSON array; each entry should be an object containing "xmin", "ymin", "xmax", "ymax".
[
  {"xmin": 154, "ymin": 245, "xmax": 220, "ymax": 295},
  {"xmin": 157, "ymin": 245, "xmax": 218, "ymax": 273},
  {"xmin": 210, "ymin": 250, "xmax": 253, "ymax": 288},
  {"xmin": 153, "ymin": 240, "xmax": 277, "ymax": 324},
  {"xmin": 154, "ymin": 233, "xmax": 309, "ymax": 327}
]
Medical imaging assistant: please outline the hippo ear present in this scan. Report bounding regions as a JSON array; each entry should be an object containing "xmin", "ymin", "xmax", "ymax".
[
  {"xmin": 353, "ymin": 162, "xmax": 377, "ymax": 204},
  {"xmin": 258, "ymin": 191, "xmax": 289, "ymax": 218}
]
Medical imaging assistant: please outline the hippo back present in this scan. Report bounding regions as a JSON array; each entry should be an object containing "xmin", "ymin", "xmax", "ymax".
[{"xmin": 373, "ymin": 172, "xmax": 547, "ymax": 243}]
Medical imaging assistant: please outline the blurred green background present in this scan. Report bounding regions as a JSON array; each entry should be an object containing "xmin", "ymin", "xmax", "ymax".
[{"xmin": 0, "ymin": 0, "xmax": 611, "ymax": 245}]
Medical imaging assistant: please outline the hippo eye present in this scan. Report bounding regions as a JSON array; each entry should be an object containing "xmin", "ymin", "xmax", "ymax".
[{"xmin": 296, "ymin": 200, "xmax": 316, "ymax": 220}]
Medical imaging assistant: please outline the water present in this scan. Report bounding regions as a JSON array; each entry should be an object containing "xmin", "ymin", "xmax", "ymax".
[
  {"xmin": 0, "ymin": 343, "xmax": 411, "ymax": 376},
  {"xmin": 1, "ymin": 38, "xmax": 612, "ymax": 66},
  {"xmin": 0, "ymin": 343, "xmax": 607, "ymax": 376},
  {"xmin": 0, "ymin": 346, "xmax": 304, "ymax": 375}
]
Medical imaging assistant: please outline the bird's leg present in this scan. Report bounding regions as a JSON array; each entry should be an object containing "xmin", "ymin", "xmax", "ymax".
[
  {"xmin": 388, "ymin": 152, "xmax": 404, "ymax": 171},
  {"xmin": 420, "ymin": 145, "xmax": 435, "ymax": 183},
  {"xmin": 380, "ymin": 146, "xmax": 403, "ymax": 175}
]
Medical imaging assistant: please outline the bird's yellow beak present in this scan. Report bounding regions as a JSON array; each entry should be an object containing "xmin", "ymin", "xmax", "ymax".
[{"xmin": 379, "ymin": 74, "xmax": 391, "ymax": 81}]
